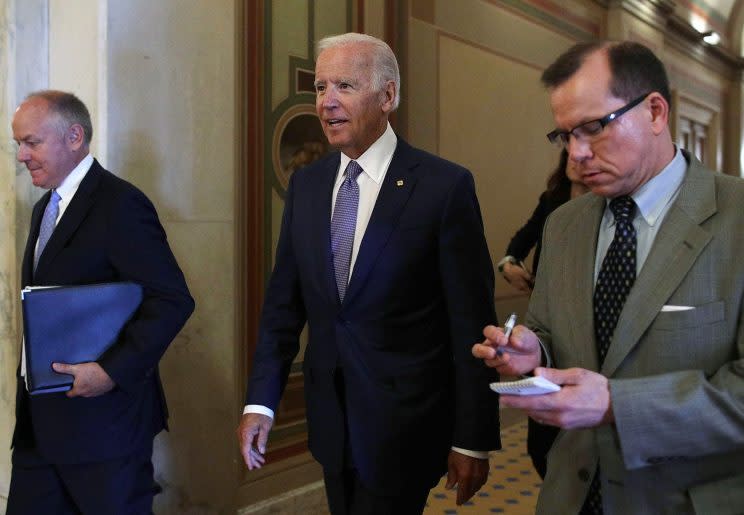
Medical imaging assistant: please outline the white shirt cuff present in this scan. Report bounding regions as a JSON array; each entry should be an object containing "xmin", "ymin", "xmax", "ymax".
[
  {"xmin": 451, "ymin": 446, "xmax": 489, "ymax": 460},
  {"xmin": 243, "ymin": 404, "xmax": 275, "ymax": 418},
  {"xmin": 536, "ymin": 336, "xmax": 552, "ymax": 368}
]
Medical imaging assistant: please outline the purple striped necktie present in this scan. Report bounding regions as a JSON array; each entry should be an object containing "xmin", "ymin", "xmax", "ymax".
[
  {"xmin": 331, "ymin": 160, "xmax": 362, "ymax": 302},
  {"xmin": 34, "ymin": 190, "xmax": 61, "ymax": 271}
]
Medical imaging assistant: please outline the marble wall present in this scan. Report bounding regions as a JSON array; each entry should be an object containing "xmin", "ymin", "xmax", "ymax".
[
  {"xmin": 2, "ymin": 0, "xmax": 239, "ymax": 513},
  {"xmin": 0, "ymin": 0, "xmax": 17, "ymax": 509},
  {"xmin": 0, "ymin": 0, "xmax": 50, "ymax": 510},
  {"xmin": 105, "ymin": 1, "xmax": 238, "ymax": 512}
]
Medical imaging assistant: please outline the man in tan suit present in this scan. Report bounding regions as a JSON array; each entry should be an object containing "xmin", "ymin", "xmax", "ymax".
[{"xmin": 474, "ymin": 41, "xmax": 744, "ymax": 514}]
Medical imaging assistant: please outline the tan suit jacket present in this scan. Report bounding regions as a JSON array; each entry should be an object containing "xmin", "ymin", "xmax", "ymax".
[{"xmin": 528, "ymin": 152, "xmax": 744, "ymax": 514}]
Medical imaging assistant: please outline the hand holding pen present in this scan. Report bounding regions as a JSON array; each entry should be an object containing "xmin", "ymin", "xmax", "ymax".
[
  {"xmin": 472, "ymin": 313, "xmax": 542, "ymax": 376},
  {"xmin": 497, "ymin": 312, "xmax": 518, "ymax": 357}
]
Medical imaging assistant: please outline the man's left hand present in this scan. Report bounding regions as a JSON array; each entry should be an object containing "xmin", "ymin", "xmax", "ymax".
[
  {"xmin": 499, "ymin": 367, "xmax": 614, "ymax": 429},
  {"xmin": 52, "ymin": 362, "xmax": 116, "ymax": 398},
  {"xmin": 445, "ymin": 450, "xmax": 489, "ymax": 505}
]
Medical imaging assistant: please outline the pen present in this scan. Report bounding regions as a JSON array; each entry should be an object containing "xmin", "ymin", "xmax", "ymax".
[
  {"xmin": 497, "ymin": 312, "xmax": 517, "ymax": 357},
  {"xmin": 503, "ymin": 312, "xmax": 517, "ymax": 339}
]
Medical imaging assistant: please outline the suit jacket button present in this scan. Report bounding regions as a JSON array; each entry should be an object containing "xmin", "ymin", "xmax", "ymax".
[{"xmin": 578, "ymin": 468, "xmax": 591, "ymax": 482}]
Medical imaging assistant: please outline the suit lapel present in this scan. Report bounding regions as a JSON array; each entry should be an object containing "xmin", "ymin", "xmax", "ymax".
[
  {"xmin": 22, "ymin": 193, "xmax": 49, "ymax": 286},
  {"xmin": 342, "ymin": 140, "xmax": 417, "ymax": 305},
  {"xmin": 34, "ymin": 161, "xmax": 103, "ymax": 277},
  {"xmin": 312, "ymin": 154, "xmax": 342, "ymax": 305},
  {"xmin": 602, "ymin": 154, "xmax": 715, "ymax": 376},
  {"xmin": 566, "ymin": 195, "xmax": 605, "ymax": 368}
]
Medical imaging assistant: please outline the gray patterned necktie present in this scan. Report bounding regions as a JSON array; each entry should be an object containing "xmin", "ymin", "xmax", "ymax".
[
  {"xmin": 330, "ymin": 160, "xmax": 362, "ymax": 302},
  {"xmin": 34, "ymin": 190, "xmax": 61, "ymax": 271},
  {"xmin": 582, "ymin": 195, "xmax": 637, "ymax": 515}
]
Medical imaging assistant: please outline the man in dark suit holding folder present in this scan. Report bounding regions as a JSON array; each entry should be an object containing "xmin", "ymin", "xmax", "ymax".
[{"xmin": 8, "ymin": 90, "xmax": 194, "ymax": 514}]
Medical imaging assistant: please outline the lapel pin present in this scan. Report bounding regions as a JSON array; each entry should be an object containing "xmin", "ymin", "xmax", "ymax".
[{"xmin": 396, "ymin": 179, "xmax": 404, "ymax": 187}]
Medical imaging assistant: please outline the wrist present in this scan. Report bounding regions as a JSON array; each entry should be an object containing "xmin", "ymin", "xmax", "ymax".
[{"xmin": 497, "ymin": 255, "xmax": 518, "ymax": 273}]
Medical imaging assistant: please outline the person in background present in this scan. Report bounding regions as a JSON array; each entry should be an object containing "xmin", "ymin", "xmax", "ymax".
[
  {"xmin": 498, "ymin": 149, "xmax": 588, "ymax": 293},
  {"xmin": 474, "ymin": 40, "xmax": 744, "ymax": 514},
  {"xmin": 8, "ymin": 90, "xmax": 194, "ymax": 514},
  {"xmin": 497, "ymin": 149, "xmax": 588, "ymax": 478},
  {"xmin": 237, "ymin": 32, "xmax": 500, "ymax": 514}
]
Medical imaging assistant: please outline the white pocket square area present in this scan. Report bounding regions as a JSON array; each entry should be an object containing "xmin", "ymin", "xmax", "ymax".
[{"xmin": 661, "ymin": 305, "xmax": 695, "ymax": 312}]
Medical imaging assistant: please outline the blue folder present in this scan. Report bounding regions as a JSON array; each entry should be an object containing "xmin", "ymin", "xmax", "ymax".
[{"xmin": 21, "ymin": 282, "xmax": 143, "ymax": 395}]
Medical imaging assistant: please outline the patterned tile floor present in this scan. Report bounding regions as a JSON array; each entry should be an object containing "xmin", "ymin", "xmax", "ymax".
[{"xmin": 424, "ymin": 420, "xmax": 541, "ymax": 514}]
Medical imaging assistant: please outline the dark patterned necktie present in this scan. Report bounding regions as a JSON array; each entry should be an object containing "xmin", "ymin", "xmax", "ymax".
[
  {"xmin": 330, "ymin": 160, "xmax": 362, "ymax": 302},
  {"xmin": 593, "ymin": 195, "xmax": 637, "ymax": 365},
  {"xmin": 582, "ymin": 195, "xmax": 637, "ymax": 515},
  {"xmin": 34, "ymin": 190, "xmax": 61, "ymax": 271}
]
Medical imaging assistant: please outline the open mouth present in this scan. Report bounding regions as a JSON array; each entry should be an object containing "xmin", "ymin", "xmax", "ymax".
[{"xmin": 326, "ymin": 118, "xmax": 347, "ymax": 127}]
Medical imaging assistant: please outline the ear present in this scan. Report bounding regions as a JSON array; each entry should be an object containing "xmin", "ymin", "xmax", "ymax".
[
  {"xmin": 66, "ymin": 123, "xmax": 85, "ymax": 151},
  {"xmin": 381, "ymin": 80, "xmax": 396, "ymax": 114},
  {"xmin": 647, "ymin": 92, "xmax": 669, "ymax": 136}
]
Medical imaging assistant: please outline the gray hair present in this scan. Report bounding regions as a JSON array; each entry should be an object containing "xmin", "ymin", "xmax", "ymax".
[
  {"xmin": 25, "ymin": 90, "xmax": 93, "ymax": 145},
  {"xmin": 317, "ymin": 32, "xmax": 400, "ymax": 110}
]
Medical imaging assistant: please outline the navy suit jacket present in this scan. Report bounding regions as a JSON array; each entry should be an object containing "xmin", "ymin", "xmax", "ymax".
[
  {"xmin": 13, "ymin": 159, "xmax": 194, "ymax": 465},
  {"xmin": 246, "ymin": 138, "xmax": 500, "ymax": 493}
]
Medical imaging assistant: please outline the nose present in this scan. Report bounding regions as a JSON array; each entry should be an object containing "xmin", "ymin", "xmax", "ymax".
[
  {"xmin": 567, "ymin": 134, "xmax": 592, "ymax": 163},
  {"xmin": 16, "ymin": 143, "xmax": 29, "ymax": 163},
  {"xmin": 319, "ymin": 88, "xmax": 338, "ymax": 110}
]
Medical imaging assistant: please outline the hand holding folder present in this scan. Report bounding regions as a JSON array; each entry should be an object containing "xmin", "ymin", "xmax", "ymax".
[{"xmin": 21, "ymin": 282, "xmax": 143, "ymax": 395}]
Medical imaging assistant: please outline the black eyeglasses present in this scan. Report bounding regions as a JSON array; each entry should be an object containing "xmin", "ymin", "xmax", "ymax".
[{"xmin": 546, "ymin": 92, "xmax": 651, "ymax": 148}]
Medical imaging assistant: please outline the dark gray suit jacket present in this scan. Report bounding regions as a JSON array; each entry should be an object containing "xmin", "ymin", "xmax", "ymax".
[{"xmin": 528, "ymin": 151, "xmax": 744, "ymax": 514}]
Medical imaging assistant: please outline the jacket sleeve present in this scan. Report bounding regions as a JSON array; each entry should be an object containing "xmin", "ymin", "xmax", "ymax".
[
  {"xmin": 439, "ymin": 170, "xmax": 501, "ymax": 451},
  {"xmin": 98, "ymin": 186, "xmax": 194, "ymax": 392},
  {"xmin": 245, "ymin": 173, "xmax": 307, "ymax": 411}
]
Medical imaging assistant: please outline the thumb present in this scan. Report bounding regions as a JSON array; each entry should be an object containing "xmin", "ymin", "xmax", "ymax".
[
  {"xmin": 52, "ymin": 362, "xmax": 76, "ymax": 375},
  {"xmin": 445, "ymin": 462, "xmax": 457, "ymax": 490},
  {"xmin": 256, "ymin": 425, "xmax": 270, "ymax": 455},
  {"xmin": 534, "ymin": 367, "xmax": 570, "ymax": 385}
]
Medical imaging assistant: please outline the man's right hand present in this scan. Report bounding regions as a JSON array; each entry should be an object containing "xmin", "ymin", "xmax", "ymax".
[
  {"xmin": 237, "ymin": 413, "xmax": 273, "ymax": 470},
  {"xmin": 472, "ymin": 324, "xmax": 542, "ymax": 376}
]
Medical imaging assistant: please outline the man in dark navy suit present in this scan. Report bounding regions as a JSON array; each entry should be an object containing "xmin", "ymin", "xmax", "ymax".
[
  {"xmin": 8, "ymin": 90, "xmax": 194, "ymax": 514},
  {"xmin": 237, "ymin": 33, "xmax": 500, "ymax": 514}
]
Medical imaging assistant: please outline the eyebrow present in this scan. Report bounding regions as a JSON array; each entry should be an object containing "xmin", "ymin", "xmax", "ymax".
[{"xmin": 313, "ymin": 77, "xmax": 357, "ymax": 87}]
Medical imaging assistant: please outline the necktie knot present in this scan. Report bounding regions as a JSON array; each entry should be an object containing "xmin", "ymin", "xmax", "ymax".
[
  {"xmin": 609, "ymin": 195, "xmax": 634, "ymax": 222},
  {"xmin": 50, "ymin": 190, "xmax": 61, "ymax": 206},
  {"xmin": 345, "ymin": 160, "xmax": 363, "ymax": 183}
]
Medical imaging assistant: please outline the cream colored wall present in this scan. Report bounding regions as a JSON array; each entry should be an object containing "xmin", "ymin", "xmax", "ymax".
[
  {"xmin": 48, "ymin": 0, "xmax": 105, "ymax": 161},
  {"xmin": 405, "ymin": 0, "xmax": 581, "ymax": 318},
  {"xmin": 105, "ymin": 1, "xmax": 237, "ymax": 512}
]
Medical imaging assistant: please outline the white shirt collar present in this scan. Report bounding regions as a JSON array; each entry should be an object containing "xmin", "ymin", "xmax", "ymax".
[
  {"xmin": 55, "ymin": 154, "xmax": 94, "ymax": 203},
  {"xmin": 336, "ymin": 123, "xmax": 397, "ymax": 185},
  {"xmin": 630, "ymin": 147, "xmax": 686, "ymax": 227},
  {"xmin": 603, "ymin": 147, "xmax": 686, "ymax": 228}
]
